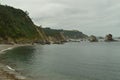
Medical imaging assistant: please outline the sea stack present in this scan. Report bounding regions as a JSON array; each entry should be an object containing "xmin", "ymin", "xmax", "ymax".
[{"xmin": 105, "ymin": 34, "xmax": 114, "ymax": 41}]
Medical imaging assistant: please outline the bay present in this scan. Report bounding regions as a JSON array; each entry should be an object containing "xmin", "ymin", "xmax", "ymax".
[{"xmin": 0, "ymin": 42, "xmax": 120, "ymax": 80}]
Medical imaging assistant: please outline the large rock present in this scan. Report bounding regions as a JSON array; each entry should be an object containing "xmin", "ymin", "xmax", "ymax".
[
  {"xmin": 88, "ymin": 35, "xmax": 98, "ymax": 42},
  {"xmin": 105, "ymin": 34, "xmax": 114, "ymax": 41}
]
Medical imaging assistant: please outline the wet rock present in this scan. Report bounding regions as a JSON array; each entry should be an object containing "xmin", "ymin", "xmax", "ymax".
[
  {"xmin": 88, "ymin": 35, "xmax": 98, "ymax": 42},
  {"xmin": 105, "ymin": 34, "xmax": 114, "ymax": 41}
]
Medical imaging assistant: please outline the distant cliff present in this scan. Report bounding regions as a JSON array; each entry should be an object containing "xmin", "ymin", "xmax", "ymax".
[
  {"xmin": 41, "ymin": 28, "xmax": 66, "ymax": 44},
  {"xmin": 62, "ymin": 30, "xmax": 88, "ymax": 39},
  {"xmin": 43, "ymin": 28, "xmax": 88, "ymax": 40}
]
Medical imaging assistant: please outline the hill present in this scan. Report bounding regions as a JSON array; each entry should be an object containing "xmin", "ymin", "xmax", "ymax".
[
  {"xmin": 0, "ymin": 4, "xmax": 88, "ymax": 44},
  {"xmin": 43, "ymin": 28, "xmax": 88, "ymax": 39},
  {"xmin": 0, "ymin": 5, "xmax": 46, "ymax": 43}
]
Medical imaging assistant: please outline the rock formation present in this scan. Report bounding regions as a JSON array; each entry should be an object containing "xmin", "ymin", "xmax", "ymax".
[
  {"xmin": 88, "ymin": 35, "xmax": 98, "ymax": 42},
  {"xmin": 105, "ymin": 34, "xmax": 114, "ymax": 41}
]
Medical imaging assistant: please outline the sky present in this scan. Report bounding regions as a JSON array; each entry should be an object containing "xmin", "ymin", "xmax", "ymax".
[{"xmin": 1, "ymin": 0, "xmax": 120, "ymax": 36}]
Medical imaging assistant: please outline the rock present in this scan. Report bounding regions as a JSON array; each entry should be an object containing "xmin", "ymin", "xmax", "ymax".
[
  {"xmin": 88, "ymin": 35, "xmax": 98, "ymax": 42},
  {"xmin": 105, "ymin": 34, "xmax": 114, "ymax": 41},
  {"xmin": 45, "ymin": 41, "xmax": 51, "ymax": 45},
  {"xmin": 53, "ymin": 41, "xmax": 63, "ymax": 44}
]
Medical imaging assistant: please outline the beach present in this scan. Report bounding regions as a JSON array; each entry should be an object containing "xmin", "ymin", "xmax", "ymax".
[{"xmin": 0, "ymin": 44, "xmax": 30, "ymax": 80}]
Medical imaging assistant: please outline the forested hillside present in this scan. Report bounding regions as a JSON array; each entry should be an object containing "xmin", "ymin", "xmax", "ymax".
[
  {"xmin": 0, "ymin": 4, "xmax": 87, "ymax": 44},
  {"xmin": 43, "ymin": 28, "xmax": 88, "ymax": 39},
  {"xmin": 0, "ymin": 5, "xmax": 46, "ymax": 43}
]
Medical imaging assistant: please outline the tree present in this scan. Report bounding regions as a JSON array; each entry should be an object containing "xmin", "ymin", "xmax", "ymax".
[{"xmin": 25, "ymin": 10, "xmax": 29, "ymax": 15}]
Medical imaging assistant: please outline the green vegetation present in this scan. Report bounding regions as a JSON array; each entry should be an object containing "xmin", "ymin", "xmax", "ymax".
[
  {"xmin": 43, "ymin": 28, "xmax": 88, "ymax": 39},
  {"xmin": 0, "ymin": 5, "xmax": 45, "ymax": 43},
  {"xmin": 42, "ymin": 28, "xmax": 66, "ymax": 42},
  {"xmin": 63, "ymin": 30, "xmax": 88, "ymax": 39},
  {"xmin": 0, "ymin": 4, "xmax": 87, "ymax": 44}
]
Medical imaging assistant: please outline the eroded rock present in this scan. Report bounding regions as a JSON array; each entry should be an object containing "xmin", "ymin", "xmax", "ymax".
[{"xmin": 88, "ymin": 35, "xmax": 98, "ymax": 42}]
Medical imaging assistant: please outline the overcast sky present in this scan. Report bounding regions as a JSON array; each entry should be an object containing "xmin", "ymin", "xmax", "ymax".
[{"xmin": 2, "ymin": 0, "xmax": 120, "ymax": 36}]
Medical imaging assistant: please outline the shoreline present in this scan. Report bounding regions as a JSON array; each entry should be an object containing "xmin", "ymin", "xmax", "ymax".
[{"xmin": 0, "ymin": 44, "xmax": 32, "ymax": 80}]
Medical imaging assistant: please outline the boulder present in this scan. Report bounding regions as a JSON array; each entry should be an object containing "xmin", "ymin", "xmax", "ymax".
[
  {"xmin": 88, "ymin": 35, "xmax": 98, "ymax": 42},
  {"xmin": 105, "ymin": 34, "xmax": 114, "ymax": 41}
]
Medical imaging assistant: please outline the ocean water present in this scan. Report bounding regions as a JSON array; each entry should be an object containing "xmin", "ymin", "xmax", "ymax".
[{"xmin": 0, "ymin": 42, "xmax": 120, "ymax": 80}]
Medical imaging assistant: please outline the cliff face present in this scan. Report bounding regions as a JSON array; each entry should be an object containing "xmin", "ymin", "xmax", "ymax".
[
  {"xmin": 62, "ymin": 30, "xmax": 88, "ymax": 39},
  {"xmin": 42, "ymin": 28, "xmax": 66, "ymax": 43},
  {"xmin": 43, "ymin": 28, "xmax": 88, "ymax": 44},
  {"xmin": 43, "ymin": 28, "xmax": 88, "ymax": 40},
  {"xmin": 0, "ymin": 5, "xmax": 46, "ymax": 43},
  {"xmin": 0, "ymin": 4, "xmax": 88, "ymax": 44}
]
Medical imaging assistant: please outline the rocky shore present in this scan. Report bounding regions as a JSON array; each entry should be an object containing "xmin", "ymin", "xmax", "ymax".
[{"xmin": 0, "ymin": 44, "xmax": 31, "ymax": 80}]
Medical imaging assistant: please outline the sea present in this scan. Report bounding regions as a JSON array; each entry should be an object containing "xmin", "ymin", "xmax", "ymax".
[{"xmin": 0, "ymin": 42, "xmax": 120, "ymax": 80}]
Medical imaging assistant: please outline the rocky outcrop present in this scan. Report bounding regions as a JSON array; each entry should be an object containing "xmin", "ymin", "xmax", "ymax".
[
  {"xmin": 105, "ymin": 34, "xmax": 114, "ymax": 41},
  {"xmin": 88, "ymin": 35, "xmax": 98, "ymax": 42}
]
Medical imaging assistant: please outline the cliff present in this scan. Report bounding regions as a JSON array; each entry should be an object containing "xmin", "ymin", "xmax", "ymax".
[
  {"xmin": 42, "ymin": 28, "xmax": 88, "ymax": 43},
  {"xmin": 62, "ymin": 30, "xmax": 88, "ymax": 39},
  {"xmin": 42, "ymin": 28, "xmax": 66, "ymax": 44},
  {"xmin": 43, "ymin": 28, "xmax": 88, "ymax": 39},
  {"xmin": 0, "ymin": 4, "xmax": 88, "ymax": 44},
  {"xmin": 0, "ymin": 5, "xmax": 46, "ymax": 43}
]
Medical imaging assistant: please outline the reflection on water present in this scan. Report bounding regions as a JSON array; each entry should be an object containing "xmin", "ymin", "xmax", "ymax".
[
  {"xmin": 0, "ymin": 46, "xmax": 38, "ymax": 76},
  {"xmin": 0, "ymin": 46, "xmax": 35, "ymax": 63},
  {"xmin": 1, "ymin": 42, "xmax": 120, "ymax": 80}
]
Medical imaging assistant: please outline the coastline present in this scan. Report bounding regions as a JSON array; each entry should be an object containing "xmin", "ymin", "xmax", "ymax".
[{"xmin": 0, "ymin": 44, "xmax": 31, "ymax": 80}]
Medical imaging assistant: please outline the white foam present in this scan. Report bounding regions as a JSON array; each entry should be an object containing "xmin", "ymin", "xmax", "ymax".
[
  {"xmin": 6, "ymin": 65, "xmax": 15, "ymax": 71},
  {"xmin": 0, "ymin": 47, "xmax": 14, "ymax": 53}
]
